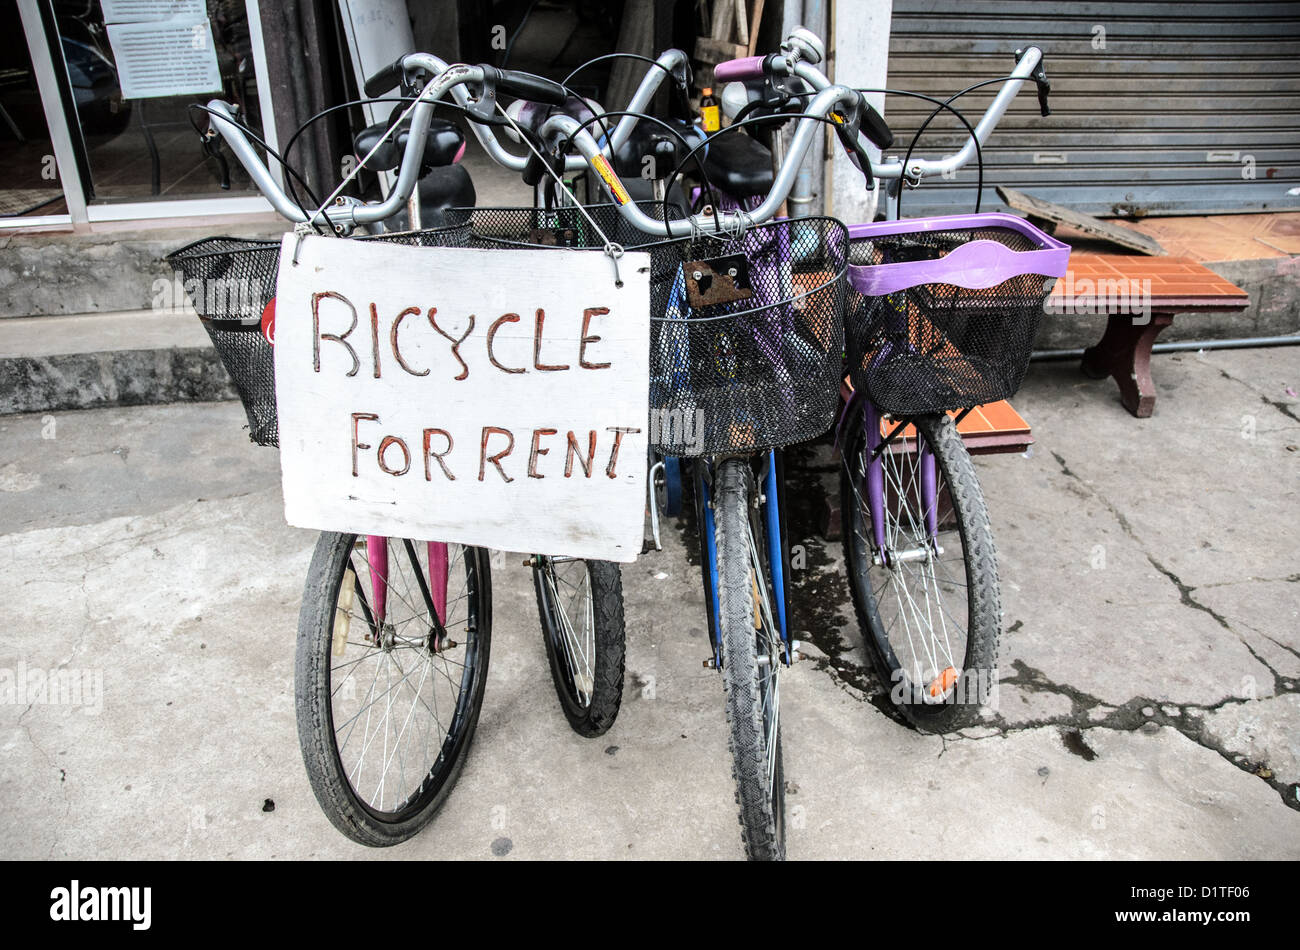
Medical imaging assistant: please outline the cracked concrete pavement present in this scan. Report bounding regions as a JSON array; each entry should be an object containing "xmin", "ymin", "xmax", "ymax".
[{"xmin": 0, "ymin": 346, "xmax": 1297, "ymax": 859}]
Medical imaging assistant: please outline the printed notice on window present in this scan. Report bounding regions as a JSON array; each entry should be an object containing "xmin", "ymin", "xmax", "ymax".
[
  {"xmin": 102, "ymin": 0, "xmax": 207, "ymax": 21},
  {"xmin": 105, "ymin": 16, "xmax": 221, "ymax": 100}
]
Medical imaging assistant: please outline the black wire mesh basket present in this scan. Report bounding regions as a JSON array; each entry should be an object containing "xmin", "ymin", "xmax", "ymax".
[
  {"xmin": 165, "ymin": 227, "xmax": 469, "ymax": 447},
  {"xmin": 646, "ymin": 216, "xmax": 848, "ymax": 456},
  {"xmin": 844, "ymin": 213, "xmax": 1069, "ymax": 416}
]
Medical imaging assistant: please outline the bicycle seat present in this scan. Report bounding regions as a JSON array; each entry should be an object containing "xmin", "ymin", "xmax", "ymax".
[
  {"xmin": 354, "ymin": 113, "xmax": 464, "ymax": 173},
  {"xmin": 702, "ymin": 131, "xmax": 773, "ymax": 198}
]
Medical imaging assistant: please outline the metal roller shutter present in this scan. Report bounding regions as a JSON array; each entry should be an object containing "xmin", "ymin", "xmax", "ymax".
[{"xmin": 883, "ymin": 0, "xmax": 1300, "ymax": 217}]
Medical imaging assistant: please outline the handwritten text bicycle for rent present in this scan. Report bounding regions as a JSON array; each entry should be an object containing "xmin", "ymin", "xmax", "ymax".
[{"xmin": 274, "ymin": 235, "xmax": 652, "ymax": 562}]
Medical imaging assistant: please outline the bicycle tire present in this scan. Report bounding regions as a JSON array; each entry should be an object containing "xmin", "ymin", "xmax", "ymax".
[
  {"xmin": 296, "ymin": 532, "xmax": 492, "ymax": 846},
  {"xmin": 532, "ymin": 557, "xmax": 627, "ymax": 737},
  {"xmin": 713, "ymin": 458, "xmax": 786, "ymax": 860},
  {"xmin": 841, "ymin": 410, "xmax": 1000, "ymax": 732}
]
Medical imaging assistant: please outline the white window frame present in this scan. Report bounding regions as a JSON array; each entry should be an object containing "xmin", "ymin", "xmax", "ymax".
[{"xmin": 6, "ymin": 0, "xmax": 282, "ymax": 233}]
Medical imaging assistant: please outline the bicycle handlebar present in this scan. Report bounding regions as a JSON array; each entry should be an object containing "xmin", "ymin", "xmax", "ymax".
[
  {"xmin": 479, "ymin": 65, "xmax": 569, "ymax": 106},
  {"xmin": 714, "ymin": 55, "xmax": 766, "ymax": 83},
  {"xmin": 871, "ymin": 46, "xmax": 1044, "ymax": 180},
  {"xmin": 540, "ymin": 81, "xmax": 863, "ymax": 237},
  {"xmin": 204, "ymin": 31, "xmax": 1045, "ymax": 236}
]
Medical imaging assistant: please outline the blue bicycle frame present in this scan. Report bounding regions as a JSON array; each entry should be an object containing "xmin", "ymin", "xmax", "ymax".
[{"xmin": 692, "ymin": 449, "xmax": 792, "ymax": 667}]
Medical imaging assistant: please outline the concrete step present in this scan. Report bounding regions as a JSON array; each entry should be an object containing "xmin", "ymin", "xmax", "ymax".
[{"xmin": 0, "ymin": 309, "xmax": 237, "ymax": 415}]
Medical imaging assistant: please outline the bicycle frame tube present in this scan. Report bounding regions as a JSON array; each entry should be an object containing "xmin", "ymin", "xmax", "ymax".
[
  {"xmin": 698, "ymin": 467, "xmax": 722, "ymax": 662},
  {"xmin": 366, "ymin": 535, "xmax": 388, "ymax": 623},
  {"xmin": 761, "ymin": 450, "xmax": 789, "ymax": 645},
  {"xmin": 428, "ymin": 541, "xmax": 448, "ymax": 624}
]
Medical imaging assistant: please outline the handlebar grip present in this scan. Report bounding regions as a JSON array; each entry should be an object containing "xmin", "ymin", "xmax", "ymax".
[
  {"xmin": 482, "ymin": 65, "xmax": 568, "ymax": 105},
  {"xmin": 364, "ymin": 56, "xmax": 406, "ymax": 97},
  {"xmin": 861, "ymin": 102, "xmax": 894, "ymax": 150},
  {"xmin": 714, "ymin": 55, "xmax": 765, "ymax": 83}
]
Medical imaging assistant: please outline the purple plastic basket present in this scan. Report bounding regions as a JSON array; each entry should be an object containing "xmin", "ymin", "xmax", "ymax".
[{"xmin": 845, "ymin": 213, "xmax": 1070, "ymax": 415}]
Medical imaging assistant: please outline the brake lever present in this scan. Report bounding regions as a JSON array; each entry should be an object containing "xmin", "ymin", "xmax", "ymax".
[
  {"xmin": 1016, "ymin": 48, "xmax": 1052, "ymax": 117},
  {"xmin": 462, "ymin": 74, "xmax": 500, "ymax": 124},
  {"xmin": 833, "ymin": 92, "xmax": 876, "ymax": 191}
]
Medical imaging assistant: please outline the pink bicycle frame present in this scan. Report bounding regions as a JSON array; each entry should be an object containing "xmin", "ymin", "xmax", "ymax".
[{"xmin": 364, "ymin": 536, "xmax": 448, "ymax": 624}]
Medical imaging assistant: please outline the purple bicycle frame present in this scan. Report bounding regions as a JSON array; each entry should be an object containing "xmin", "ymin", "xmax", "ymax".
[{"xmin": 838, "ymin": 389, "xmax": 937, "ymax": 559}]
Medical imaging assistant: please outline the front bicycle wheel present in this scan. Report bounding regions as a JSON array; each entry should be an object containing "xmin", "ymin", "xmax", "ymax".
[
  {"xmin": 532, "ymin": 556, "xmax": 626, "ymax": 737},
  {"xmin": 713, "ymin": 458, "xmax": 785, "ymax": 860},
  {"xmin": 296, "ymin": 533, "xmax": 491, "ymax": 846},
  {"xmin": 841, "ymin": 409, "xmax": 1000, "ymax": 732}
]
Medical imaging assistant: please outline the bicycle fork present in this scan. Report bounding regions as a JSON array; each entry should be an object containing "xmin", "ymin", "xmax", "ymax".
[
  {"xmin": 838, "ymin": 392, "xmax": 941, "ymax": 566},
  {"xmin": 698, "ymin": 451, "xmax": 793, "ymax": 669},
  {"xmin": 363, "ymin": 537, "xmax": 450, "ymax": 626}
]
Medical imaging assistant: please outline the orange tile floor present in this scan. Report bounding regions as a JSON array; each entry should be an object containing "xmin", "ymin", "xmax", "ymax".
[{"xmin": 877, "ymin": 401, "xmax": 1033, "ymax": 455}]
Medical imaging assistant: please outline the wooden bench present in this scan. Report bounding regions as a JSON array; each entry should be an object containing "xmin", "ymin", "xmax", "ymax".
[{"xmin": 1055, "ymin": 254, "xmax": 1250, "ymax": 418}]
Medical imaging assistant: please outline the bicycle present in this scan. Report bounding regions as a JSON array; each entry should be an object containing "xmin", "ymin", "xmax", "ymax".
[
  {"xmin": 170, "ymin": 54, "xmax": 691, "ymax": 841},
  {"xmin": 628, "ymin": 33, "xmax": 1062, "ymax": 852}
]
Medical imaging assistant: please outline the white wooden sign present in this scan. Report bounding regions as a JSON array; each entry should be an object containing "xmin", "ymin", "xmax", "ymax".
[{"xmin": 273, "ymin": 234, "xmax": 651, "ymax": 562}]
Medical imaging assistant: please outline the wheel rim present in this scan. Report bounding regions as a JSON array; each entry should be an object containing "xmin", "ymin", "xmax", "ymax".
[
  {"xmin": 538, "ymin": 557, "xmax": 597, "ymax": 708},
  {"xmin": 846, "ymin": 423, "xmax": 972, "ymax": 706},
  {"xmin": 327, "ymin": 537, "xmax": 481, "ymax": 821}
]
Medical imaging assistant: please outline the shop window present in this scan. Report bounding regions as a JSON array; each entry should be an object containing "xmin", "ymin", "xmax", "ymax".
[
  {"xmin": 0, "ymin": 3, "xmax": 64, "ymax": 216},
  {"xmin": 50, "ymin": 0, "xmax": 265, "ymax": 203}
]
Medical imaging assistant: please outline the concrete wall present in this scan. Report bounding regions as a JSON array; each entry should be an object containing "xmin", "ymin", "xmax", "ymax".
[
  {"xmin": 0, "ymin": 224, "xmax": 285, "ymax": 320},
  {"xmin": 829, "ymin": 0, "xmax": 892, "ymax": 223}
]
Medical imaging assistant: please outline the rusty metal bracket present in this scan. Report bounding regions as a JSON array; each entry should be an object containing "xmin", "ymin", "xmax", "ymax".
[{"xmin": 684, "ymin": 254, "xmax": 753, "ymax": 309}]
